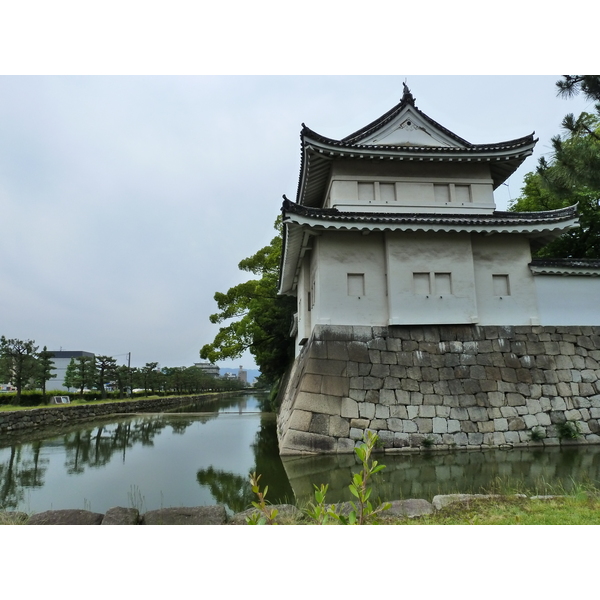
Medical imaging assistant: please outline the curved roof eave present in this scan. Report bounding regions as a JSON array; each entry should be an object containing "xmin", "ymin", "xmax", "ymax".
[{"xmin": 295, "ymin": 132, "xmax": 537, "ymax": 206}]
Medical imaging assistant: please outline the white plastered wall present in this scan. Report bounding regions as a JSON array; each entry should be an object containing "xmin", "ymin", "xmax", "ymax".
[
  {"xmin": 472, "ymin": 235, "xmax": 540, "ymax": 325},
  {"xmin": 311, "ymin": 232, "xmax": 388, "ymax": 327},
  {"xmin": 535, "ymin": 275, "xmax": 600, "ymax": 325},
  {"xmin": 326, "ymin": 161, "xmax": 495, "ymax": 214},
  {"xmin": 386, "ymin": 231, "xmax": 478, "ymax": 325}
]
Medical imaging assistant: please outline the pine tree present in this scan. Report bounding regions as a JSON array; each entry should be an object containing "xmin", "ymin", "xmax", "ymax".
[
  {"xmin": 35, "ymin": 346, "xmax": 57, "ymax": 399},
  {"xmin": 64, "ymin": 356, "xmax": 96, "ymax": 398}
]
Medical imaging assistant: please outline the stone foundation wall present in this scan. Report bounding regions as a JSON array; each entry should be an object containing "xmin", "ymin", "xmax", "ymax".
[
  {"xmin": 277, "ymin": 325, "xmax": 600, "ymax": 455},
  {"xmin": 0, "ymin": 394, "xmax": 225, "ymax": 441}
]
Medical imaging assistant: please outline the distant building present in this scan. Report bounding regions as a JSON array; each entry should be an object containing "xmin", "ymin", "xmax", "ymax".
[
  {"xmin": 238, "ymin": 365, "xmax": 247, "ymax": 384},
  {"xmin": 49, "ymin": 351, "xmax": 95, "ymax": 391},
  {"xmin": 194, "ymin": 362, "xmax": 220, "ymax": 378}
]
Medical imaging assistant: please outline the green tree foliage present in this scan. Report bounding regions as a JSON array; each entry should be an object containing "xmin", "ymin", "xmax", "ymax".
[
  {"xmin": 35, "ymin": 346, "xmax": 57, "ymax": 398},
  {"xmin": 64, "ymin": 356, "xmax": 96, "ymax": 397},
  {"xmin": 95, "ymin": 355, "xmax": 117, "ymax": 399},
  {"xmin": 0, "ymin": 337, "xmax": 39, "ymax": 405},
  {"xmin": 140, "ymin": 362, "xmax": 160, "ymax": 395},
  {"xmin": 114, "ymin": 365, "xmax": 131, "ymax": 398},
  {"xmin": 510, "ymin": 76, "xmax": 600, "ymax": 258},
  {"xmin": 200, "ymin": 218, "xmax": 296, "ymax": 384}
]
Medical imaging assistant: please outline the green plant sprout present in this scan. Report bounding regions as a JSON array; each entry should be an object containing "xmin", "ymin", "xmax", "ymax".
[
  {"xmin": 305, "ymin": 431, "xmax": 391, "ymax": 525},
  {"xmin": 248, "ymin": 431, "xmax": 391, "ymax": 525},
  {"xmin": 246, "ymin": 472, "xmax": 279, "ymax": 525}
]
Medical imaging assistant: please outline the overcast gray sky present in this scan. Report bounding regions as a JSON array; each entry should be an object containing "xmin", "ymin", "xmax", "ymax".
[{"xmin": 0, "ymin": 76, "xmax": 593, "ymax": 370}]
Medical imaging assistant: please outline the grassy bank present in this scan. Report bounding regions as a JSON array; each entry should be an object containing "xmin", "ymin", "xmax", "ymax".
[
  {"xmin": 0, "ymin": 390, "xmax": 239, "ymax": 412},
  {"xmin": 393, "ymin": 492, "xmax": 600, "ymax": 525}
]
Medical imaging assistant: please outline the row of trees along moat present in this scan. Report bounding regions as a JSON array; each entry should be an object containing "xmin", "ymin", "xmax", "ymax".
[{"xmin": 0, "ymin": 335, "xmax": 246, "ymax": 407}]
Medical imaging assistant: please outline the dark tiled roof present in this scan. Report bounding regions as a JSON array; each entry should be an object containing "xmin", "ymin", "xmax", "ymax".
[
  {"xmin": 303, "ymin": 125, "xmax": 535, "ymax": 154},
  {"xmin": 282, "ymin": 198, "xmax": 578, "ymax": 227},
  {"xmin": 48, "ymin": 351, "xmax": 95, "ymax": 358},
  {"xmin": 295, "ymin": 90, "xmax": 537, "ymax": 207},
  {"xmin": 530, "ymin": 258, "xmax": 600, "ymax": 269},
  {"xmin": 340, "ymin": 89, "xmax": 472, "ymax": 146}
]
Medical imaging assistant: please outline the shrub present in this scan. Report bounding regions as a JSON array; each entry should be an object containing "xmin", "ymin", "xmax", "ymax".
[{"xmin": 557, "ymin": 421, "xmax": 582, "ymax": 440}]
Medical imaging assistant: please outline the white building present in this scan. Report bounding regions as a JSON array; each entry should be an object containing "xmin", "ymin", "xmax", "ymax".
[
  {"xmin": 49, "ymin": 350, "xmax": 95, "ymax": 391},
  {"xmin": 194, "ymin": 362, "xmax": 220, "ymax": 378},
  {"xmin": 278, "ymin": 86, "xmax": 599, "ymax": 352}
]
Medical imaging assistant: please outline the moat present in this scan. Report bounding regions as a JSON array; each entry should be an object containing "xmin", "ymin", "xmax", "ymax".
[{"xmin": 2, "ymin": 392, "xmax": 600, "ymax": 515}]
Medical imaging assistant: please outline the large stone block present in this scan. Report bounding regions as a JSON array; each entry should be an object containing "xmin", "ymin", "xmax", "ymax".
[
  {"xmin": 435, "ymin": 405, "xmax": 450, "ymax": 418},
  {"xmin": 341, "ymin": 397, "xmax": 359, "ymax": 419},
  {"xmin": 371, "ymin": 363, "xmax": 390, "ymax": 378},
  {"xmin": 375, "ymin": 405, "xmax": 390, "ymax": 419},
  {"xmin": 447, "ymin": 419, "xmax": 461, "ymax": 433},
  {"xmin": 365, "ymin": 390, "xmax": 380, "ymax": 402},
  {"xmin": 305, "ymin": 358, "xmax": 347, "ymax": 377},
  {"xmin": 309, "ymin": 413, "xmax": 330, "ymax": 435},
  {"xmin": 379, "ymin": 389, "xmax": 396, "ymax": 406},
  {"xmin": 477, "ymin": 420, "xmax": 495, "ymax": 433},
  {"xmin": 288, "ymin": 409, "xmax": 313, "ymax": 432},
  {"xmin": 299, "ymin": 374, "xmax": 322, "ymax": 394},
  {"xmin": 387, "ymin": 418, "xmax": 403, "ymax": 432},
  {"xmin": 280, "ymin": 429, "xmax": 336, "ymax": 454},
  {"xmin": 352, "ymin": 326, "xmax": 374, "ymax": 342},
  {"xmin": 309, "ymin": 341, "xmax": 328, "ymax": 359},
  {"xmin": 329, "ymin": 415, "xmax": 350, "ymax": 438},
  {"xmin": 390, "ymin": 405, "xmax": 408, "ymax": 419},
  {"xmin": 337, "ymin": 438, "xmax": 356, "ymax": 453},
  {"xmin": 102, "ymin": 507, "xmax": 141, "ymax": 525},
  {"xmin": 432, "ymin": 417, "xmax": 448, "ymax": 434},
  {"xmin": 415, "ymin": 418, "xmax": 433, "ymax": 433},
  {"xmin": 350, "ymin": 427, "xmax": 365, "ymax": 440},
  {"xmin": 403, "ymin": 420, "xmax": 418, "ymax": 433},
  {"xmin": 295, "ymin": 392, "xmax": 342, "ymax": 416},
  {"xmin": 359, "ymin": 402, "xmax": 375, "ymax": 420},
  {"xmin": 314, "ymin": 325, "xmax": 354, "ymax": 342},
  {"xmin": 327, "ymin": 341, "xmax": 350, "ymax": 361},
  {"xmin": 348, "ymin": 341, "xmax": 370, "ymax": 363},
  {"xmin": 508, "ymin": 416, "xmax": 526, "ymax": 431},
  {"xmin": 393, "ymin": 432, "xmax": 411, "ymax": 447},
  {"xmin": 467, "ymin": 432, "xmax": 484, "ymax": 445},
  {"xmin": 468, "ymin": 407, "xmax": 488, "ymax": 422},
  {"xmin": 141, "ymin": 506, "xmax": 228, "ymax": 525},
  {"xmin": 28, "ymin": 509, "xmax": 105, "ymax": 525},
  {"xmin": 387, "ymin": 499, "xmax": 434, "ymax": 518},
  {"xmin": 321, "ymin": 375, "xmax": 349, "ymax": 397}
]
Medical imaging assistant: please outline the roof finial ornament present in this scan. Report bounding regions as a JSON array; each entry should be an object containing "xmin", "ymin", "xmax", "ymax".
[{"xmin": 402, "ymin": 80, "xmax": 415, "ymax": 106}]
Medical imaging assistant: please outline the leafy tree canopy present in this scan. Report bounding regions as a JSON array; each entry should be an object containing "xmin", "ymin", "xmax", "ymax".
[
  {"xmin": 510, "ymin": 76, "xmax": 600, "ymax": 259},
  {"xmin": 0, "ymin": 337, "xmax": 39, "ymax": 404},
  {"xmin": 200, "ymin": 217, "xmax": 296, "ymax": 384}
]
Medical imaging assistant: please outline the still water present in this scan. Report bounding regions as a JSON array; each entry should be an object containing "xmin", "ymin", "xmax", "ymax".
[{"xmin": 2, "ymin": 393, "xmax": 600, "ymax": 514}]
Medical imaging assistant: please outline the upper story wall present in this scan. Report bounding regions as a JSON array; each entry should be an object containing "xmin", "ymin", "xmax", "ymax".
[{"xmin": 325, "ymin": 160, "xmax": 496, "ymax": 214}]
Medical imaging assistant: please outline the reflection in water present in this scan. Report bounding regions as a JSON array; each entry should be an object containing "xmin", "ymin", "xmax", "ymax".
[
  {"xmin": 2, "ymin": 392, "xmax": 600, "ymax": 513},
  {"xmin": 0, "ymin": 394, "xmax": 290, "ymax": 514},
  {"xmin": 0, "ymin": 443, "xmax": 49, "ymax": 510},
  {"xmin": 283, "ymin": 445, "xmax": 600, "ymax": 504},
  {"xmin": 196, "ymin": 413, "xmax": 293, "ymax": 513}
]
